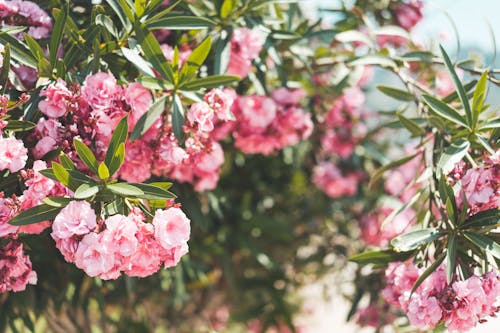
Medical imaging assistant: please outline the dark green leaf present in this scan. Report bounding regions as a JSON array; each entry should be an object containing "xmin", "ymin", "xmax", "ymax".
[
  {"xmin": 43, "ymin": 197, "xmax": 72, "ymax": 208},
  {"xmin": 131, "ymin": 95, "xmax": 166, "ymax": 141},
  {"xmin": 440, "ymin": 45, "xmax": 472, "ymax": 126},
  {"xmin": 4, "ymin": 120, "xmax": 35, "ymax": 132},
  {"xmin": 131, "ymin": 183, "xmax": 176, "ymax": 199},
  {"xmin": 74, "ymin": 139, "xmax": 99, "ymax": 174},
  {"xmin": 105, "ymin": 116, "xmax": 128, "ymax": 168},
  {"xmin": 411, "ymin": 253, "xmax": 446, "ymax": 294},
  {"xmin": 464, "ymin": 231, "xmax": 500, "ymax": 259},
  {"xmin": 181, "ymin": 75, "xmax": 239, "ymax": 90},
  {"xmin": 422, "ymin": 94, "xmax": 470, "ymax": 129},
  {"xmin": 8, "ymin": 204, "xmax": 62, "ymax": 226},
  {"xmin": 0, "ymin": 43, "xmax": 10, "ymax": 94},
  {"xmin": 349, "ymin": 249, "xmax": 414, "ymax": 265},
  {"xmin": 391, "ymin": 228, "xmax": 443, "ymax": 252},
  {"xmin": 472, "ymin": 71, "xmax": 488, "ymax": 128},
  {"xmin": 377, "ymin": 85, "xmax": 415, "ymax": 102},
  {"xmin": 108, "ymin": 142, "xmax": 125, "ymax": 176},
  {"xmin": 50, "ymin": 6, "xmax": 67, "ymax": 68},
  {"xmin": 60, "ymin": 153, "xmax": 76, "ymax": 170},
  {"xmin": 462, "ymin": 208, "xmax": 500, "ymax": 229},
  {"xmin": 437, "ymin": 139, "xmax": 470, "ymax": 176},
  {"xmin": 145, "ymin": 16, "xmax": 216, "ymax": 30},
  {"xmin": 172, "ymin": 94, "xmax": 184, "ymax": 142},
  {"xmin": 397, "ymin": 113, "xmax": 426, "ymax": 136}
]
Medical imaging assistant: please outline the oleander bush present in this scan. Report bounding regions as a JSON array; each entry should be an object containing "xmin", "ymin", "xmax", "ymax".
[{"xmin": 0, "ymin": 0, "xmax": 499, "ymax": 332}]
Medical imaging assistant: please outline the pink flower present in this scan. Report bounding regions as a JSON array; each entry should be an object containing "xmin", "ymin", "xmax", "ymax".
[
  {"xmin": 271, "ymin": 88, "xmax": 306, "ymax": 106},
  {"xmin": 312, "ymin": 161, "xmax": 361, "ymax": 198},
  {"xmin": 33, "ymin": 136, "xmax": 57, "ymax": 159},
  {"xmin": 0, "ymin": 195, "xmax": 18, "ymax": 237},
  {"xmin": 124, "ymin": 219, "xmax": 163, "ymax": 278},
  {"xmin": 227, "ymin": 28, "xmax": 264, "ymax": 78},
  {"xmin": 204, "ymin": 88, "xmax": 235, "ymax": 121},
  {"xmin": 74, "ymin": 232, "xmax": 118, "ymax": 279},
  {"xmin": 102, "ymin": 214, "xmax": 138, "ymax": 258},
  {"xmin": 0, "ymin": 137, "xmax": 28, "ymax": 172},
  {"xmin": 0, "ymin": 240, "xmax": 37, "ymax": 293},
  {"xmin": 51, "ymin": 201, "xmax": 97, "ymax": 240},
  {"xmin": 39, "ymin": 78, "xmax": 72, "ymax": 118},
  {"xmin": 238, "ymin": 96, "xmax": 276, "ymax": 129},
  {"xmin": 407, "ymin": 295, "xmax": 442, "ymax": 329},
  {"xmin": 119, "ymin": 139, "xmax": 154, "ymax": 183},
  {"xmin": 187, "ymin": 102, "xmax": 215, "ymax": 133},
  {"xmin": 54, "ymin": 237, "xmax": 79, "ymax": 263},
  {"xmin": 162, "ymin": 243, "xmax": 189, "ymax": 268},
  {"xmin": 359, "ymin": 206, "xmax": 415, "ymax": 247},
  {"xmin": 125, "ymin": 82, "xmax": 152, "ymax": 130},
  {"xmin": 81, "ymin": 72, "xmax": 122, "ymax": 110},
  {"xmin": 393, "ymin": 0, "xmax": 423, "ymax": 31},
  {"xmin": 153, "ymin": 207, "xmax": 191, "ymax": 249}
]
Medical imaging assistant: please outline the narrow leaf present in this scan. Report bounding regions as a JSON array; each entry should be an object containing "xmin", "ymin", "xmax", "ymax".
[
  {"xmin": 8, "ymin": 204, "xmax": 62, "ymax": 226},
  {"xmin": 391, "ymin": 228, "xmax": 443, "ymax": 252},
  {"xmin": 131, "ymin": 95, "xmax": 166, "ymax": 141},
  {"xmin": 422, "ymin": 94, "xmax": 470, "ymax": 129}
]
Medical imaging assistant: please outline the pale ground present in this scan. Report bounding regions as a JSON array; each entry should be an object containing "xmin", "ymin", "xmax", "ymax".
[{"xmin": 299, "ymin": 270, "xmax": 500, "ymax": 333}]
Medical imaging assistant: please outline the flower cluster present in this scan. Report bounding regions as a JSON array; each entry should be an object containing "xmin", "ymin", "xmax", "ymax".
[
  {"xmin": 230, "ymin": 88, "xmax": 313, "ymax": 155},
  {"xmin": 383, "ymin": 262, "xmax": 500, "ymax": 332},
  {"xmin": 0, "ymin": 240, "xmax": 37, "ymax": 293},
  {"xmin": 452, "ymin": 152, "xmax": 500, "ymax": 216},
  {"xmin": 312, "ymin": 161, "xmax": 363, "ymax": 199},
  {"xmin": 227, "ymin": 28, "xmax": 264, "ymax": 78},
  {"xmin": 0, "ymin": 0, "xmax": 52, "ymax": 39},
  {"xmin": 51, "ymin": 201, "xmax": 190, "ymax": 279},
  {"xmin": 391, "ymin": 0, "xmax": 423, "ymax": 31}
]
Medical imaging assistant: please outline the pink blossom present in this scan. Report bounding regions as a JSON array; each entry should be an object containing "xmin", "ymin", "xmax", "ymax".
[
  {"xmin": 0, "ymin": 137, "xmax": 28, "ymax": 172},
  {"xmin": 0, "ymin": 195, "xmax": 18, "ymax": 237},
  {"xmin": 187, "ymin": 102, "xmax": 215, "ymax": 133},
  {"xmin": 0, "ymin": 240, "xmax": 37, "ymax": 293},
  {"xmin": 81, "ymin": 72, "xmax": 122, "ymax": 110},
  {"xmin": 153, "ymin": 207, "xmax": 191, "ymax": 249},
  {"xmin": 51, "ymin": 201, "xmax": 97, "ymax": 240},
  {"xmin": 54, "ymin": 237, "xmax": 79, "ymax": 263},
  {"xmin": 204, "ymin": 88, "xmax": 235, "ymax": 121},
  {"xmin": 162, "ymin": 243, "xmax": 189, "ymax": 268},
  {"xmin": 407, "ymin": 295, "xmax": 443, "ymax": 329},
  {"xmin": 227, "ymin": 28, "xmax": 264, "ymax": 78},
  {"xmin": 124, "ymin": 219, "xmax": 163, "ymax": 278},
  {"xmin": 238, "ymin": 95, "xmax": 277, "ymax": 129},
  {"xmin": 359, "ymin": 206, "xmax": 415, "ymax": 247},
  {"xmin": 33, "ymin": 136, "xmax": 57, "ymax": 159},
  {"xmin": 74, "ymin": 232, "xmax": 118, "ymax": 279},
  {"xmin": 393, "ymin": 0, "xmax": 423, "ymax": 31},
  {"xmin": 39, "ymin": 78, "xmax": 72, "ymax": 118},
  {"xmin": 382, "ymin": 261, "xmax": 421, "ymax": 308},
  {"xmin": 271, "ymin": 88, "xmax": 306, "ymax": 106},
  {"xmin": 312, "ymin": 161, "xmax": 361, "ymax": 198},
  {"xmin": 125, "ymin": 82, "xmax": 152, "ymax": 130},
  {"xmin": 103, "ymin": 214, "xmax": 138, "ymax": 258},
  {"xmin": 119, "ymin": 139, "xmax": 154, "ymax": 182}
]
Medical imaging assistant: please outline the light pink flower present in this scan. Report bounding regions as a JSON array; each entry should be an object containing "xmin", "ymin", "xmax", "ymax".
[
  {"xmin": 39, "ymin": 78, "xmax": 72, "ymax": 118},
  {"xmin": 153, "ymin": 207, "xmax": 191, "ymax": 249},
  {"xmin": 51, "ymin": 201, "xmax": 97, "ymax": 240},
  {"xmin": 81, "ymin": 72, "xmax": 122, "ymax": 110},
  {"xmin": 0, "ymin": 240, "xmax": 37, "ymax": 293},
  {"xmin": 393, "ymin": 0, "xmax": 423, "ymax": 31},
  {"xmin": 238, "ymin": 96, "xmax": 276, "ymax": 129},
  {"xmin": 74, "ymin": 232, "xmax": 118, "ymax": 279},
  {"xmin": 407, "ymin": 295, "xmax": 442, "ymax": 329},
  {"xmin": 0, "ymin": 137, "xmax": 28, "ymax": 172},
  {"xmin": 187, "ymin": 102, "xmax": 215, "ymax": 133},
  {"xmin": 0, "ymin": 195, "xmax": 18, "ymax": 237},
  {"xmin": 125, "ymin": 82, "xmax": 152, "ymax": 130},
  {"xmin": 312, "ymin": 161, "xmax": 361, "ymax": 198},
  {"xmin": 124, "ymin": 220, "xmax": 163, "ymax": 278},
  {"xmin": 227, "ymin": 28, "xmax": 264, "ymax": 78},
  {"xmin": 204, "ymin": 88, "xmax": 235, "ymax": 121},
  {"xmin": 103, "ymin": 214, "xmax": 138, "ymax": 258}
]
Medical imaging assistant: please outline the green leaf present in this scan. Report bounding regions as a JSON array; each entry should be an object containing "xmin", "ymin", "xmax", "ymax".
[
  {"xmin": 74, "ymin": 183, "xmax": 99, "ymax": 199},
  {"xmin": 0, "ymin": 43, "xmax": 9, "ymax": 94},
  {"xmin": 440, "ymin": 45, "xmax": 473, "ymax": 126},
  {"xmin": 397, "ymin": 113, "xmax": 426, "ymax": 136},
  {"xmin": 50, "ymin": 6, "xmax": 67, "ymax": 68},
  {"xmin": 4, "ymin": 120, "xmax": 35, "ymax": 132},
  {"xmin": 181, "ymin": 36, "xmax": 212, "ymax": 81},
  {"xmin": 335, "ymin": 30, "xmax": 374, "ymax": 48},
  {"xmin": 98, "ymin": 162, "xmax": 110, "ymax": 180},
  {"xmin": 369, "ymin": 152, "xmax": 418, "ymax": 188},
  {"xmin": 220, "ymin": 0, "xmax": 234, "ymax": 18},
  {"xmin": 104, "ymin": 199, "xmax": 124, "ymax": 215},
  {"xmin": 422, "ymin": 94, "xmax": 470, "ymax": 129},
  {"xmin": 105, "ymin": 116, "xmax": 128, "ymax": 169},
  {"xmin": 446, "ymin": 233, "xmax": 457, "ymax": 283},
  {"xmin": 150, "ymin": 181, "xmax": 173, "ymax": 190},
  {"xmin": 131, "ymin": 95, "xmax": 166, "ymax": 141},
  {"xmin": 107, "ymin": 183, "xmax": 144, "ymax": 196},
  {"xmin": 181, "ymin": 75, "xmax": 239, "ymax": 90},
  {"xmin": 74, "ymin": 139, "xmax": 99, "ymax": 174},
  {"xmin": 145, "ymin": 16, "xmax": 216, "ymax": 30},
  {"xmin": 8, "ymin": 204, "xmax": 62, "ymax": 226},
  {"xmin": 411, "ymin": 253, "xmax": 446, "ymax": 294},
  {"xmin": 348, "ymin": 55, "xmax": 397, "ymax": 68},
  {"xmin": 96, "ymin": 14, "xmax": 119, "ymax": 39},
  {"xmin": 391, "ymin": 228, "xmax": 443, "ymax": 252},
  {"xmin": 476, "ymin": 134, "xmax": 495, "ymax": 154},
  {"xmin": 464, "ymin": 231, "xmax": 500, "ymax": 259},
  {"xmin": 43, "ymin": 197, "xmax": 72, "ymax": 208},
  {"xmin": 105, "ymin": 0, "xmax": 133, "ymax": 31},
  {"xmin": 479, "ymin": 118, "xmax": 500, "ymax": 130},
  {"xmin": 0, "ymin": 32, "xmax": 37, "ymax": 68},
  {"xmin": 59, "ymin": 153, "xmax": 76, "ymax": 170},
  {"xmin": 214, "ymin": 30, "xmax": 231, "ymax": 74},
  {"xmin": 121, "ymin": 47, "xmax": 155, "ymax": 77},
  {"xmin": 108, "ymin": 142, "xmax": 125, "ymax": 176},
  {"xmin": 377, "ymin": 85, "xmax": 415, "ymax": 102},
  {"xmin": 133, "ymin": 21, "xmax": 175, "ymax": 83},
  {"xmin": 349, "ymin": 249, "xmax": 414, "ymax": 265},
  {"xmin": 462, "ymin": 208, "xmax": 500, "ymax": 229},
  {"xmin": 442, "ymin": 80, "xmax": 477, "ymax": 104},
  {"xmin": 436, "ymin": 139, "xmax": 470, "ymax": 176},
  {"xmin": 131, "ymin": 183, "xmax": 176, "ymax": 200},
  {"xmin": 172, "ymin": 94, "xmax": 184, "ymax": 143},
  {"xmin": 472, "ymin": 71, "xmax": 488, "ymax": 128},
  {"xmin": 136, "ymin": 76, "xmax": 173, "ymax": 90},
  {"xmin": 52, "ymin": 162, "xmax": 70, "ymax": 186}
]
